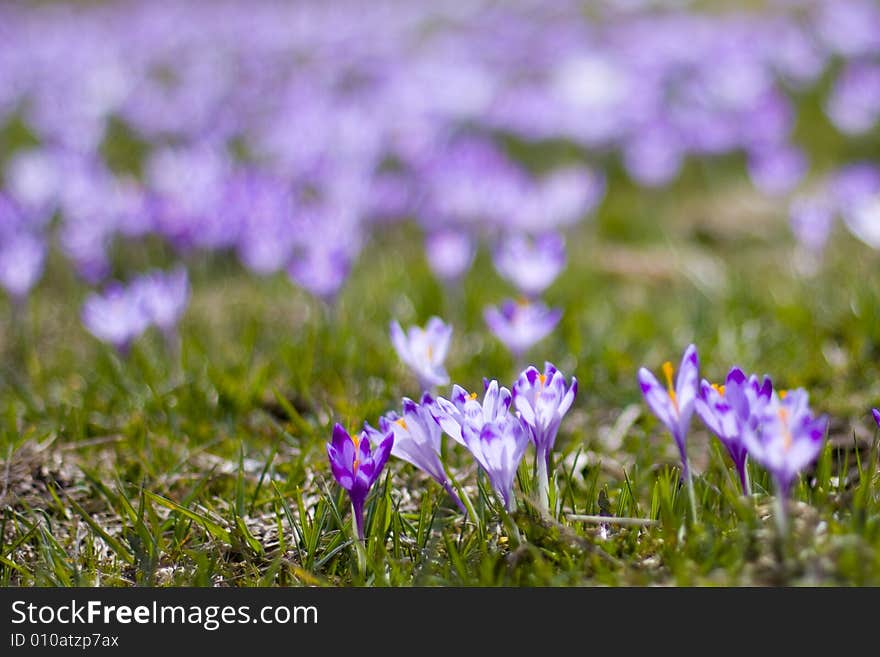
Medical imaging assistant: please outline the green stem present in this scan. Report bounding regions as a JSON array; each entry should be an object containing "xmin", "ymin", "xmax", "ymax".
[
  {"xmin": 774, "ymin": 493, "xmax": 788, "ymax": 539},
  {"xmin": 535, "ymin": 453, "xmax": 550, "ymax": 513},
  {"xmin": 685, "ymin": 461, "xmax": 698, "ymax": 526},
  {"xmin": 352, "ymin": 502, "xmax": 366, "ymax": 576}
]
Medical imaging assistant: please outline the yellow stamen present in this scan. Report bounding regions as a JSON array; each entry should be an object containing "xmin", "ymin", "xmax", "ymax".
[
  {"xmin": 778, "ymin": 407, "xmax": 792, "ymax": 451},
  {"xmin": 427, "ymin": 345, "xmax": 433, "ymax": 361},
  {"xmin": 516, "ymin": 296, "xmax": 530, "ymax": 307},
  {"xmin": 538, "ymin": 373, "xmax": 547, "ymax": 386},
  {"xmin": 395, "ymin": 418, "xmax": 408, "ymax": 430},
  {"xmin": 711, "ymin": 383, "xmax": 726, "ymax": 396},
  {"xmin": 468, "ymin": 392, "xmax": 478, "ymax": 401},
  {"xmin": 351, "ymin": 433, "xmax": 361, "ymax": 474},
  {"xmin": 779, "ymin": 389, "xmax": 788, "ymax": 399},
  {"xmin": 662, "ymin": 361, "xmax": 678, "ymax": 407}
]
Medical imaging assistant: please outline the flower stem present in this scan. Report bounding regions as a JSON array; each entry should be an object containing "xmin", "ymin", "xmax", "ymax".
[
  {"xmin": 739, "ymin": 461, "xmax": 752, "ymax": 497},
  {"xmin": 773, "ymin": 492, "xmax": 788, "ymax": 538},
  {"xmin": 352, "ymin": 500, "xmax": 365, "ymax": 542},
  {"xmin": 351, "ymin": 501, "xmax": 366, "ymax": 575},
  {"xmin": 535, "ymin": 452, "xmax": 550, "ymax": 513},
  {"xmin": 684, "ymin": 460, "xmax": 698, "ymax": 526}
]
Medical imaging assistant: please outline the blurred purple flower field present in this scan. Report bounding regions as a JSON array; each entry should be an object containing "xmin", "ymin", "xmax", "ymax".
[{"xmin": 0, "ymin": 0, "xmax": 878, "ymax": 315}]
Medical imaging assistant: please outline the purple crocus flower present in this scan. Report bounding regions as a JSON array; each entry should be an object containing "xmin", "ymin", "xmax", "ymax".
[
  {"xmin": 789, "ymin": 194, "xmax": 834, "ymax": 257},
  {"xmin": 512, "ymin": 363, "xmax": 577, "ymax": 509},
  {"xmin": 130, "ymin": 266, "xmax": 190, "ymax": 339},
  {"xmin": 815, "ymin": 0, "xmax": 880, "ymax": 58},
  {"xmin": 390, "ymin": 317, "xmax": 452, "ymax": 391},
  {"xmin": 825, "ymin": 61, "xmax": 880, "ymax": 136},
  {"xmin": 424, "ymin": 229, "xmax": 476, "ymax": 283},
  {"xmin": 741, "ymin": 389, "xmax": 826, "ymax": 532},
  {"xmin": 5, "ymin": 148, "xmax": 61, "ymax": 218},
  {"xmin": 364, "ymin": 394, "xmax": 465, "ymax": 513},
  {"xmin": 287, "ymin": 244, "xmax": 352, "ymax": 303},
  {"xmin": 461, "ymin": 414, "xmax": 530, "ymax": 512},
  {"xmin": 694, "ymin": 367, "xmax": 773, "ymax": 495},
  {"xmin": 493, "ymin": 232, "xmax": 566, "ymax": 298},
  {"xmin": 0, "ymin": 231, "xmax": 47, "ymax": 302},
  {"xmin": 831, "ymin": 163, "xmax": 880, "ymax": 249},
  {"xmin": 638, "ymin": 344, "xmax": 699, "ymax": 519},
  {"xmin": 81, "ymin": 283, "xmax": 151, "ymax": 355},
  {"xmin": 623, "ymin": 123, "xmax": 684, "ymax": 188},
  {"xmin": 511, "ymin": 166, "xmax": 605, "ymax": 232},
  {"xmin": 326, "ymin": 423, "xmax": 393, "ymax": 541},
  {"xmin": 747, "ymin": 145, "xmax": 807, "ymax": 197},
  {"xmin": 873, "ymin": 408, "xmax": 880, "ymax": 428},
  {"xmin": 434, "ymin": 379, "xmax": 513, "ymax": 446},
  {"xmin": 484, "ymin": 299, "xmax": 561, "ymax": 359}
]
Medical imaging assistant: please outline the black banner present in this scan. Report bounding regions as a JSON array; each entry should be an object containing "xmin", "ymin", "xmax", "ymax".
[{"xmin": 0, "ymin": 586, "xmax": 869, "ymax": 652}]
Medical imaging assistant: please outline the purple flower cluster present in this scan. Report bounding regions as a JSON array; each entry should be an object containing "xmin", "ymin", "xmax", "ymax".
[
  {"xmin": 390, "ymin": 317, "xmax": 452, "ymax": 392},
  {"xmin": 0, "ymin": 197, "xmax": 47, "ymax": 303},
  {"xmin": 328, "ymin": 322, "xmax": 579, "ymax": 535},
  {"xmin": 82, "ymin": 267, "xmax": 190, "ymax": 354},
  {"xmin": 789, "ymin": 163, "xmax": 880, "ymax": 259},
  {"xmin": 639, "ymin": 344, "xmax": 828, "ymax": 528},
  {"xmin": 0, "ymin": 0, "xmax": 876, "ymax": 326}
]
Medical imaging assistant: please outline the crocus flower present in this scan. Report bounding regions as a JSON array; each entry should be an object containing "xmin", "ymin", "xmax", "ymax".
[
  {"xmin": 512, "ymin": 166, "xmax": 605, "ymax": 232},
  {"xmin": 789, "ymin": 194, "xmax": 834, "ymax": 257},
  {"xmin": 622, "ymin": 123, "xmax": 684, "ymax": 188},
  {"xmin": 747, "ymin": 145, "xmax": 807, "ymax": 197},
  {"xmin": 741, "ymin": 388, "xmax": 826, "ymax": 532},
  {"xmin": 130, "ymin": 266, "xmax": 190, "ymax": 339},
  {"xmin": 461, "ymin": 414, "xmax": 530, "ymax": 511},
  {"xmin": 492, "ymin": 232, "xmax": 566, "ymax": 297},
  {"xmin": 287, "ymin": 244, "xmax": 352, "ymax": 302},
  {"xmin": 0, "ymin": 231, "xmax": 47, "ymax": 302},
  {"xmin": 694, "ymin": 367, "xmax": 772, "ymax": 495},
  {"xmin": 638, "ymin": 344, "xmax": 699, "ymax": 520},
  {"xmin": 81, "ymin": 283, "xmax": 151, "ymax": 355},
  {"xmin": 424, "ymin": 229, "xmax": 476, "ymax": 283},
  {"xmin": 512, "ymin": 363, "xmax": 578, "ymax": 509},
  {"xmin": 434, "ymin": 379, "xmax": 512, "ymax": 447},
  {"xmin": 326, "ymin": 423, "xmax": 393, "ymax": 541},
  {"xmin": 638, "ymin": 345, "xmax": 699, "ymax": 473},
  {"xmin": 363, "ymin": 394, "xmax": 465, "ymax": 513},
  {"xmin": 842, "ymin": 192, "xmax": 880, "ymax": 251},
  {"xmin": 484, "ymin": 299, "xmax": 561, "ymax": 359},
  {"xmin": 825, "ymin": 61, "xmax": 880, "ymax": 136},
  {"xmin": 872, "ymin": 408, "xmax": 880, "ymax": 428},
  {"xmin": 390, "ymin": 317, "xmax": 452, "ymax": 391}
]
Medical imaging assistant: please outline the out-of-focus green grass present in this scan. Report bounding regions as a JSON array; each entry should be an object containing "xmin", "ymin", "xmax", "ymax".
[{"xmin": 1, "ymin": 89, "xmax": 880, "ymax": 586}]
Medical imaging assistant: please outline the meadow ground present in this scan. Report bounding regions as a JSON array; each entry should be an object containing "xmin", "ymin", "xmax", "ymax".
[{"xmin": 2, "ymin": 108, "xmax": 880, "ymax": 586}]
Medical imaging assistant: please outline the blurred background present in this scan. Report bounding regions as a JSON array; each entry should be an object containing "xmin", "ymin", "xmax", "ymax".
[{"xmin": 1, "ymin": 0, "xmax": 880, "ymax": 476}]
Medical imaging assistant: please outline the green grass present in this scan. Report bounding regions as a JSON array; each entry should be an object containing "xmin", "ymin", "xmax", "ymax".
[{"xmin": 2, "ymin": 108, "xmax": 880, "ymax": 586}]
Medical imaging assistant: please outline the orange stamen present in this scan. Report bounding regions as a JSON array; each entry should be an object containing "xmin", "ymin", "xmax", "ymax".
[
  {"xmin": 662, "ymin": 361, "xmax": 678, "ymax": 408},
  {"xmin": 778, "ymin": 408, "xmax": 792, "ymax": 451},
  {"xmin": 711, "ymin": 383, "xmax": 726, "ymax": 396},
  {"xmin": 538, "ymin": 373, "xmax": 547, "ymax": 386},
  {"xmin": 395, "ymin": 418, "xmax": 408, "ymax": 430},
  {"xmin": 351, "ymin": 433, "xmax": 361, "ymax": 474},
  {"xmin": 468, "ymin": 392, "xmax": 478, "ymax": 401}
]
